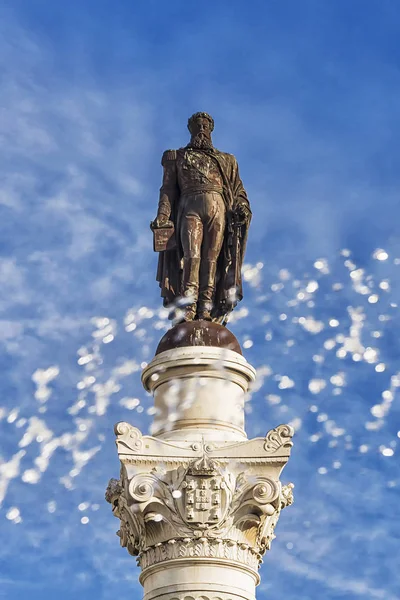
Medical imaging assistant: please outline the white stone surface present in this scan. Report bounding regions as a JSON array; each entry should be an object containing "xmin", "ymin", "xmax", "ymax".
[
  {"xmin": 142, "ymin": 347, "xmax": 256, "ymax": 441},
  {"xmin": 141, "ymin": 560, "xmax": 259, "ymax": 600}
]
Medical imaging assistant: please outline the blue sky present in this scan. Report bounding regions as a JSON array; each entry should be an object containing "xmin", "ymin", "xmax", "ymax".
[{"xmin": 0, "ymin": 1, "xmax": 399, "ymax": 599}]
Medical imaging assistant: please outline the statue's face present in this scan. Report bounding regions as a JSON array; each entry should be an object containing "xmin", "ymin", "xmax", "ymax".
[{"xmin": 190, "ymin": 117, "xmax": 213, "ymax": 142}]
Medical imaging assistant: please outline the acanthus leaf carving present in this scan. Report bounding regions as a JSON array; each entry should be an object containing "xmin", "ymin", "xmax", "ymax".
[
  {"xmin": 281, "ymin": 482, "xmax": 295, "ymax": 507},
  {"xmin": 105, "ymin": 477, "xmax": 123, "ymax": 505},
  {"xmin": 107, "ymin": 468, "xmax": 293, "ymax": 568},
  {"xmin": 138, "ymin": 537, "xmax": 261, "ymax": 571},
  {"xmin": 106, "ymin": 477, "xmax": 144, "ymax": 556}
]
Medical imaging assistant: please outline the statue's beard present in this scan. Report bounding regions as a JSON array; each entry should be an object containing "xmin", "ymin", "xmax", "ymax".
[{"xmin": 189, "ymin": 134, "xmax": 214, "ymax": 150}]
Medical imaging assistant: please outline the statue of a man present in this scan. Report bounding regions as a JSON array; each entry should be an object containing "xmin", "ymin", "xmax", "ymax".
[{"xmin": 152, "ymin": 112, "xmax": 251, "ymax": 324}]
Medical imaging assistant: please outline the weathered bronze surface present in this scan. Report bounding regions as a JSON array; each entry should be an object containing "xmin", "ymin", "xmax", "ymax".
[
  {"xmin": 155, "ymin": 320, "xmax": 242, "ymax": 355},
  {"xmin": 152, "ymin": 112, "xmax": 251, "ymax": 324},
  {"xmin": 151, "ymin": 223, "xmax": 176, "ymax": 252}
]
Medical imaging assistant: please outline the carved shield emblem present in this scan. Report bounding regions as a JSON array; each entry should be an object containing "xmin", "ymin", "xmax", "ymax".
[
  {"xmin": 181, "ymin": 475, "xmax": 226, "ymax": 525},
  {"xmin": 177, "ymin": 454, "xmax": 229, "ymax": 528}
]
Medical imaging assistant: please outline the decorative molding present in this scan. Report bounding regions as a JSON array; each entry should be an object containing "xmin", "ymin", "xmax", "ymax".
[
  {"xmin": 138, "ymin": 538, "xmax": 260, "ymax": 571},
  {"xmin": 113, "ymin": 422, "xmax": 294, "ymax": 463},
  {"xmin": 155, "ymin": 594, "xmax": 242, "ymax": 600},
  {"xmin": 263, "ymin": 425, "xmax": 294, "ymax": 453},
  {"xmin": 120, "ymin": 456, "xmax": 287, "ymax": 466},
  {"xmin": 114, "ymin": 422, "xmax": 143, "ymax": 453}
]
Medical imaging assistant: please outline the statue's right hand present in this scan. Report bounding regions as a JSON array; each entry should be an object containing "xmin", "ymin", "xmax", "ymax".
[{"xmin": 153, "ymin": 214, "xmax": 171, "ymax": 228}]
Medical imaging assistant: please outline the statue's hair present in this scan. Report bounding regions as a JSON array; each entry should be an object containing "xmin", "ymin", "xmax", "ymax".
[{"xmin": 187, "ymin": 112, "xmax": 214, "ymax": 133}]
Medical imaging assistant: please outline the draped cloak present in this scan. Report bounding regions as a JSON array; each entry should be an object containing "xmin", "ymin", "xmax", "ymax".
[{"xmin": 156, "ymin": 147, "xmax": 251, "ymax": 322}]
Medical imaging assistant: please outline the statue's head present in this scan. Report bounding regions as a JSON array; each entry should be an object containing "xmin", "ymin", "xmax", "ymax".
[{"xmin": 187, "ymin": 112, "xmax": 214, "ymax": 149}]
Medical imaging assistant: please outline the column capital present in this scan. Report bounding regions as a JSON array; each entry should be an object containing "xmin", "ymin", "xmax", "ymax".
[{"xmin": 106, "ymin": 424, "xmax": 294, "ymax": 575}]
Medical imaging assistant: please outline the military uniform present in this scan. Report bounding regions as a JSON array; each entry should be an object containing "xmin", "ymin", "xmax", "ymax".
[{"xmin": 156, "ymin": 146, "xmax": 251, "ymax": 321}]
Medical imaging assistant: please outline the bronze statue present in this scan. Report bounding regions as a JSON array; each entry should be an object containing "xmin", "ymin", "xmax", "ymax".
[{"xmin": 152, "ymin": 112, "xmax": 251, "ymax": 324}]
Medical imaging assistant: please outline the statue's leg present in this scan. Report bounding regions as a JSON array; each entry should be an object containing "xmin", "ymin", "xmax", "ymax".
[
  {"xmin": 179, "ymin": 197, "xmax": 203, "ymax": 321},
  {"xmin": 198, "ymin": 193, "xmax": 225, "ymax": 320}
]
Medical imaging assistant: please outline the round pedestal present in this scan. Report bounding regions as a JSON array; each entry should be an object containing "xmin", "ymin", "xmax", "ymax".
[{"xmin": 142, "ymin": 346, "xmax": 256, "ymax": 441}]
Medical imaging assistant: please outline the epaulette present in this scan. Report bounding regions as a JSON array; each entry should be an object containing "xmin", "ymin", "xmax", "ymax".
[{"xmin": 161, "ymin": 149, "xmax": 177, "ymax": 166}]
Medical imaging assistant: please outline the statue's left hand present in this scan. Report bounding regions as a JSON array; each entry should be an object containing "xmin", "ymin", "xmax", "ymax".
[{"xmin": 236, "ymin": 203, "xmax": 251, "ymax": 221}]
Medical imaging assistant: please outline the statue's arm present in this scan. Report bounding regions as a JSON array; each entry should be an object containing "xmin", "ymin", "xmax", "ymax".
[
  {"xmin": 155, "ymin": 150, "xmax": 178, "ymax": 226},
  {"xmin": 231, "ymin": 156, "xmax": 251, "ymax": 219}
]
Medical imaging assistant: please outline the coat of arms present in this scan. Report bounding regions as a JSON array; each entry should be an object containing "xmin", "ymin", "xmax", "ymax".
[{"xmin": 178, "ymin": 453, "xmax": 228, "ymax": 528}]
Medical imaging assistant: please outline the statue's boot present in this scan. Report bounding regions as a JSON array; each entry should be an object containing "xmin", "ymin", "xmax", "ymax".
[
  {"xmin": 180, "ymin": 257, "xmax": 200, "ymax": 321},
  {"xmin": 197, "ymin": 259, "xmax": 217, "ymax": 321}
]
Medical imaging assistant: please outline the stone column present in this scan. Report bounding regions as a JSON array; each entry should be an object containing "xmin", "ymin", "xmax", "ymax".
[{"xmin": 106, "ymin": 322, "xmax": 294, "ymax": 600}]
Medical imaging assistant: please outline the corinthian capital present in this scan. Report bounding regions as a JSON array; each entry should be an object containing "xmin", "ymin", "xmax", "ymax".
[{"xmin": 106, "ymin": 427, "xmax": 294, "ymax": 573}]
